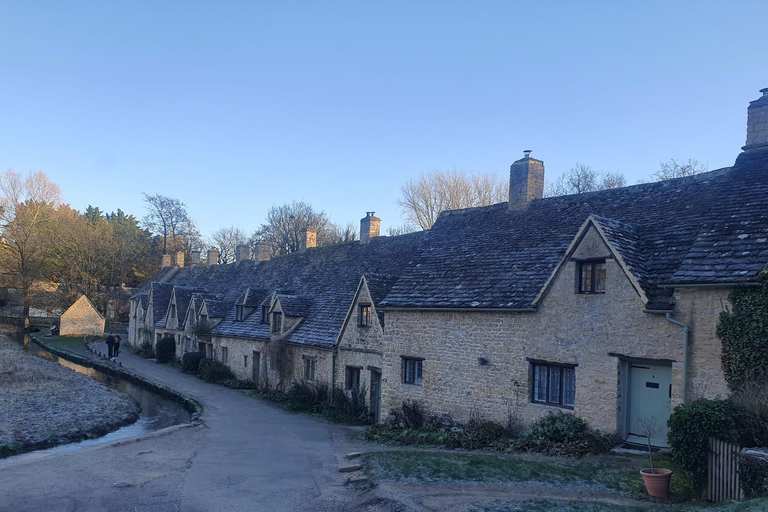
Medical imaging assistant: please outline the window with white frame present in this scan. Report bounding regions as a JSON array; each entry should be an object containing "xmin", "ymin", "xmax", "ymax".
[{"xmin": 531, "ymin": 361, "xmax": 576, "ymax": 408}]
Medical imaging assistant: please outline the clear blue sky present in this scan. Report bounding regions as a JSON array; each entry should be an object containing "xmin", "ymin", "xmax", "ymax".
[{"xmin": 1, "ymin": 1, "xmax": 766, "ymax": 239}]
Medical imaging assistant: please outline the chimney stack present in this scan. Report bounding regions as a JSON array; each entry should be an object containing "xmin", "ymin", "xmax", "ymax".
[
  {"xmin": 509, "ymin": 150, "xmax": 544, "ymax": 210},
  {"xmin": 207, "ymin": 248, "xmax": 219, "ymax": 265},
  {"xmin": 175, "ymin": 251, "xmax": 185, "ymax": 268},
  {"xmin": 254, "ymin": 242, "xmax": 272, "ymax": 262},
  {"xmin": 743, "ymin": 88, "xmax": 768, "ymax": 152},
  {"xmin": 161, "ymin": 254, "xmax": 172, "ymax": 268},
  {"xmin": 189, "ymin": 250, "xmax": 201, "ymax": 265},
  {"xmin": 300, "ymin": 227, "xmax": 317, "ymax": 251},
  {"xmin": 235, "ymin": 244, "xmax": 251, "ymax": 263},
  {"xmin": 360, "ymin": 212, "xmax": 381, "ymax": 244}
]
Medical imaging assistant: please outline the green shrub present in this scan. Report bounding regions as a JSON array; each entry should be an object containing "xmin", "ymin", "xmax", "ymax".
[
  {"xmin": 730, "ymin": 381, "xmax": 768, "ymax": 447},
  {"xmin": 739, "ymin": 452, "xmax": 768, "ymax": 499},
  {"xmin": 198, "ymin": 358, "xmax": 235, "ymax": 383},
  {"xmin": 220, "ymin": 378, "xmax": 258, "ymax": 390},
  {"xmin": 137, "ymin": 341, "xmax": 154, "ymax": 358},
  {"xmin": 520, "ymin": 411, "xmax": 612, "ymax": 456},
  {"xmin": 444, "ymin": 421, "xmax": 508, "ymax": 450},
  {"xmin": 155, "ymin": 337, "xmax": 176, "ymax": 363},
  {"xmin": 667, "ymin": 398, "xmax": 739, "ymax": 490},
  {"xmin": 182, "ymin": 352, "xmax": 204, "ymax": 374}
]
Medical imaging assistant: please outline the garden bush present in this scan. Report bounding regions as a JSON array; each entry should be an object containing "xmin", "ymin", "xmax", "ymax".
[
  {"xmin": 137, "ymin": 341, "xmax": 154, "ymax": 358},
  {"xmin": 667, "ymin": 398, "xmax": 739, "ymax": 490},
  {"xmin": 155, "ymin": 337, "xmax": 176, "ymax": 363},
  {"xmin": 182, "ymin": 351, "xmax": 205, "ymax": 374},
  {"xmin": 519, "ymin": 411, "xmax": 612, "ymax": 456},
  {"xmin": 444, "ymin": 421, "xmax": 508, "ymax": 450},
  {"xmin": 739, "ymin": 451, "xmax": 768, "ymax": 499},
  {"xmin": 198, "ymin": 358, "xmax": 235, "ymax": 383}
]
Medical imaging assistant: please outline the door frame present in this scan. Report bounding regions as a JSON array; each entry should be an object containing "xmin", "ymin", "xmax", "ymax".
[
  {"xmin": 619, "ymin": 357, "xmax": 674, "ymax": 447},
  {"xmin": 368, "ymin": 366, "xmax": 382, "ymax": 424}
]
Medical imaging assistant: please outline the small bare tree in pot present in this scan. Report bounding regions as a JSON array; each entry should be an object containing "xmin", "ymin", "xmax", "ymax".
[{"xmin": 638, "ymin": 416, "xmax": 673, "ymax": 498}]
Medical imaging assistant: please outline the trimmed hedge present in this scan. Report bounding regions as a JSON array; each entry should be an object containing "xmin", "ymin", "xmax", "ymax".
[
  {"xmin": 198, "ymin": 358, "xmax": 235, "ymax": 383},
  {"xmin": 517, "ymin": 411, "xmax": 612, "ymax": 456},
  {"xmin": 155, "ymin": 337, "xmax": 176, "ymax": 364},
  {"xmin": 667, "ymin": 398, "xmax": 739, "ymax": 491}
]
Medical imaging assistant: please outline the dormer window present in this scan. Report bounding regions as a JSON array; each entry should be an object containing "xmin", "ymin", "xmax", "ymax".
[
  {"xmin": 261, "ymin": 305, "xmax": 269, "ymax": 324},
  {"xmin": 271, "ymin": 312, "xmax": 282, "ymax": 333},
  {"xmin": 359, "ymin": 304, "xmax": 372, "ymax": 327},
  {"xmin": 236, "ymin": 305, "xmax": 244, "ymax": 321},
  {"xmin": 578, "ymin": 260, "xmax": 606, "ymax": 294}
]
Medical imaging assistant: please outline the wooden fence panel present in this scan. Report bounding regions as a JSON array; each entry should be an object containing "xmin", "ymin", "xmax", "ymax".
[{"xmin": 708, "ymin": 437, "xmax": 744, "ymax": 502}]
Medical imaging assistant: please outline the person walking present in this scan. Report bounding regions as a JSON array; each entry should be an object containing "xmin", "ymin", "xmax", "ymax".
[
  {"xmin": 113, "ymin": 335, "xmax": 121, "ymax": 358},
  {"xmin": 106, "ymin": 333, "xmax": 115, "ymax": 359}
]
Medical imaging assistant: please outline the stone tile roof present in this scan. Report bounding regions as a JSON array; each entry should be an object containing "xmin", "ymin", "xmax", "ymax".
[
  {"xmin": 141, "ymin": 231, "xmax": 425, "ymax": 348},
  {"xmin": 276, "ymin": 294, "xmax": 313, "ymax": 317},
  {"xmin": 150, "ymin": 283, "xmax": 174, "ymax": 327},
  {"xmin": 382, "ymin": 150, "xmax": 768, "ymax": 309}
]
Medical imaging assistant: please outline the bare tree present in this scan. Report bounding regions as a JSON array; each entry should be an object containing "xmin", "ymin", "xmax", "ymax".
[
  {"xmin": 397, "ymin": 169, "xmax": 507, "ymax": 229},
  {"xmin": 545, "ymin": 164, "xmax": 629, "ymax": 197},
  {"xmin": 0, "ymin": 170, "xmax": 65, "ymax": 327},
  {"xmin": 654, "ymin": 158, "xmax": 708, "ymax": 181},
  {"xmin": 142, "ymin": 193, "xmax": 195, "ymax": 254},
  {"xmin": 386, "ymin": 224, "xmax": 418, "ymax": 236},
  {"xmin": 249, "ymin": 201, "xmax": 335, "ymax": 256},
  {"xmin": 327, "ymin": 222, "xmax": 359, "ymax": 244},
  {"xmin": 208, "ymin": 225, "xmax": 247, "ymax": 264}
]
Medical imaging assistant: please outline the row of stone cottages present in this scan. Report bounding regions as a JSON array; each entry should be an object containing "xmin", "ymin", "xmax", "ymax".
[{"xmin": 129, "ymin": 89, "xmax": 768, "ymax": 446}]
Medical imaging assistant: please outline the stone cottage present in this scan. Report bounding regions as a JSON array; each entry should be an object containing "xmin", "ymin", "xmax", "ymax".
[
  {"xmin": 129, "ymin": 217, "xmax": 424, "ymax": 422},
  {"xmin": 60, "ymin": 295, "xmax": 105, "ymax": 336},
  {"xmin": 379, "ymin": 88, "xmax": 768, "ymax": 446}
]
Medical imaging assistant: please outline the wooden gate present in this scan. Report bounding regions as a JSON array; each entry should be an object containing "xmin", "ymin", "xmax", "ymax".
[{"xmin": 708, "ymin": 437, "xmax": 744, "ymax": 502}]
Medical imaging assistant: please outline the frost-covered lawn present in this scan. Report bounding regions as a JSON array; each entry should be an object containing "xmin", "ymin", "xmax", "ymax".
[{"xmin": 0, "ymin": 336, "xmax": 138, "ymax": 457}]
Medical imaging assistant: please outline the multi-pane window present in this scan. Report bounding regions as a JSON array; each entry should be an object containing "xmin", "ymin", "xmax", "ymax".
[
  {"xmin": 578, "ymin": 260, "xmax": 607, "ymax": 294},
  {"xmin": 220, "ymin": 346, "xmax": 228, "ymax": 364},
  {"xmin": 304, "ymin": 358, "xmax": 316, "ymax": 381},
  {"xmin": 235, "ymin": 305, "xmax": 244, "ymax": 321},
  {"xmin": 532, "ymin": 362, "xmax": 576, "ymax": 408},
  {"xmin": 272, "ymin": 312, "xmax": 282, "ymax": 333},
  {"xmin": 261, "ymin": 305, "xmax": 269, "ymax": 324},
  {"xmin": 402, "ymin": 357, "xmax": 423, "ymax": 385},
  {"xmin": 359, "ymin": 304, "xmax": 372, "ymax": 327},
  {"xmin": 345, "ymin": 366, "xmax": 361, "ymax": 390}
]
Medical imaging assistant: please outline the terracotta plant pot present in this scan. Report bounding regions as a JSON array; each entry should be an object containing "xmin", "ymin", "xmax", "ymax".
[{"xmin": 640, "ymin": 468, "xmax": 673, "ymax": 498}]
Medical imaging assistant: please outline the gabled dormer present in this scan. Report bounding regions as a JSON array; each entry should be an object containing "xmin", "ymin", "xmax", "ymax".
[
  {"xmin": 234, "ymin": 287, "xmax": 265, "ymax": 322},
  {"xmin": 335, "ymin": 275, "xmax": 391, "ymax": 351},
  {"xmin": 534, "ymin": 215, "xmax": 651, "ymax": 307},
  {"xmin": 270, "ymin": 293, "xmax": 311, "ymax": 337}
]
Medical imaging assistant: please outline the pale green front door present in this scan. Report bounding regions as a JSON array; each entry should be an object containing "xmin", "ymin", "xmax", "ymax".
[{"xmin": 626, "ymin": 363, "xmax": 672, "ymax": 447}]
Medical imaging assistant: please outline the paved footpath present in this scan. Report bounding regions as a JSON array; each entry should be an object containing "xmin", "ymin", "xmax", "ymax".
[{"xmin": 0, "ymin": 346, "xmax": 363, "ymax": 512}]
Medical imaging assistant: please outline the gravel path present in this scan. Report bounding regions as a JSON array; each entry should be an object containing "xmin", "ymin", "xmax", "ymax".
[{"xmin": 0, "ymin": 336, "xmax": 140, "ymax": 455}]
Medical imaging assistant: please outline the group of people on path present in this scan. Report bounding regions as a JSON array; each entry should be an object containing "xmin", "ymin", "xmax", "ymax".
[{"xmin": 105, "ymin": 332, "xmax": 121, "ymax": 360}]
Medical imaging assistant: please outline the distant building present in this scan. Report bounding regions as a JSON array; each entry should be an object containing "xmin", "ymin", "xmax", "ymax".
[{"xmin": 60, "ymin": 295, "xmax": 105, "ymax": 336}]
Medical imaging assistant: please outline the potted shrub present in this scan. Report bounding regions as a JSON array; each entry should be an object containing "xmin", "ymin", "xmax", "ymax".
[{"xmin": 639, "ymin": 417, "xmax": 673, "ymax": 498}]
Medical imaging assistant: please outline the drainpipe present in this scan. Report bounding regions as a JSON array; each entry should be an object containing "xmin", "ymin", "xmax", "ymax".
[
  {"xmin": 665, "ymin": 313, "xmax": 691, "ymax": 404},
  {"xmin": 331, "ymin": 349, "xmax": 337, "ymax": 404}
]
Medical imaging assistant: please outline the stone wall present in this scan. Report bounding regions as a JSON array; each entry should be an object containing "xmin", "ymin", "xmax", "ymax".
[
  {"xmin": 60, "ymin": 296, "xmax": 105, "ymax": 336},
  {"xmin": 381, "ymin": 227, "xmax": 730, "ymax": 438}
]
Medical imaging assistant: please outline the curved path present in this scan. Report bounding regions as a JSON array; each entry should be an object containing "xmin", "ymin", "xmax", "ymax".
[{"xmin": 0, "ymin": 346, "xmax": 360, "ymax": 512}]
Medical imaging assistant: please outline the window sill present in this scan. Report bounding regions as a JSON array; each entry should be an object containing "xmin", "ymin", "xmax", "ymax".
[
  {"xmin": 402, "ymin": 382, "xmax": 423, "ymax": 386},
  {"xmin": 530, "ymin": 401, "xmax": 574, "ymax": 411}
]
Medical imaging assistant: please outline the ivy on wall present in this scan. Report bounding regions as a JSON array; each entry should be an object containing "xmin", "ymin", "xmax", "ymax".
[{"xmin": 717, "ymin": 276, "xmax": 768, "ymax": 387}]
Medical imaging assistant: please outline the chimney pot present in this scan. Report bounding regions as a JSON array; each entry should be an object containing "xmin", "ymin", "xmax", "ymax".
[
  {"xmin": 207, "ymin": 248, "xmax": 219, "ymax": 265},
  {"xmin": 300, "ymin": 227, "xmax": 317, "ymax": 251},
  {"xmin": 175, "ymin": 251, "xmax": 184, "ymax": 268},
  {"xmin": 235, "ymin": 244, "xmax": 251, "ymax": 263},
  {"xmin": 190, "ymin": 251, "xmax": 201, "ymax": 265},
  {"xmin": 360, "ymin": 212, "xmax": 381, "ymax": 244},
  {"xmin": 161, "ymin": 254, "xmax": 172, "ymax": 268},
  {"xmin": 254, "ymin": 242, "xmax": 272, "ymax": 262},
  {"xmin": 743, "ymin": 87, "xmax": 768, "ymax": 152},
  {"xmin": 509, "ymin": 151, "xmax": 545, "ymax": 210}
]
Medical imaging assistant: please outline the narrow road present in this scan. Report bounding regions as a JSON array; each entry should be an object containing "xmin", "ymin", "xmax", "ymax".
[{"xmin": 0, "ymin": 346, "xmax": 361, "ymax": 512}]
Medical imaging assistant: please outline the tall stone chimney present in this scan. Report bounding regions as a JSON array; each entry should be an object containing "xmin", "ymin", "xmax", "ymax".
[
  {"xmin": 254, "ymin": 242, "xmax": 272, "ymax": 262},
  {"xmin": 743, "ymin": 88, "xmax": 768, "ymax": 152},
  {"xmin": 207, "ymin": 248, "xmax": 219, "ymax": 266},
  {"xmin": 161, "ymin": 254, "xmax": 172, "ymax": 268},
  {"xmin": 360, "ymin": 212, "xmax": 381, "ymax": 244},
  {"xmin": 189, "ymin": 250, "xmax": 201, "ymax": 265},
  {"xmin": 235, "ymin": 244, "xmax": 251, "ymax": 263},
  {"xmin": 175, "ymin": 251, "xmax": 185, "ymax": 268},
  {"xmin": 509, "ymin": 150, "xmax": 545, "ymax": 211},
  {"xmin": 300, "ymin": 227, "xmax": 317, "ymax": 251}
]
